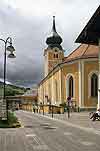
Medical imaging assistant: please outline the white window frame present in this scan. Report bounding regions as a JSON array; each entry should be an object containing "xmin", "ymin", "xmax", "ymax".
[
  {"xmin": 66, "ymin": 73, "xmax": 75, "ymax": 99},
  {"xmin": 88, "ymin": 70, "xmax": 98, "ymax": 98}
]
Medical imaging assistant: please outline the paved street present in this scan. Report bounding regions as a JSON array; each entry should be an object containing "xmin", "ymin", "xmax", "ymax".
[
  {"xmin": 42, "ymin": 111, "xmax": 100, "ymax": 131},
  {"xmin": 0, "ymin": 110, "xmax": 100, "ymax": 151}
]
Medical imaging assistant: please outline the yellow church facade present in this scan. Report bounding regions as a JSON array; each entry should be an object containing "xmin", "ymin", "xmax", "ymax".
[{"xmin": 38, "ymin": 16, "xmax": 99, "ymax": 111}]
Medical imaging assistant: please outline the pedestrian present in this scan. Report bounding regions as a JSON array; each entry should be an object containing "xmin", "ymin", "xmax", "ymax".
[
  {"xmin": 33, "ymin": 105, "xmax": 35, "ymax": 113},
  {"xmin": 67, "ymin": 96, "xmax": 72, "ymax": 107}
]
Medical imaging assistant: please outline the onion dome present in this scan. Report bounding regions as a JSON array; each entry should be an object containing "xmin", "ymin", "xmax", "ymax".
[{"xmin": 46, "ymin": 16, "xmax": 63, "ymax": 49}]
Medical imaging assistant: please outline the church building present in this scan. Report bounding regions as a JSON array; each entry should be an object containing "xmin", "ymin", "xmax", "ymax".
[{"xmin": 38, "ymin": 10, "xmax": 99, "ymax": 111}]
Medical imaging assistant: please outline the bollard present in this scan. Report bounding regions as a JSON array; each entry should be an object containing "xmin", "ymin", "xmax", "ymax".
[
  {"xmin": 43, "ymin": 105, "xmax": 44, "ymax": 115},
  {"xmin": 77, "ymin": 106, "xmax": 80, "ymax": 112},
  {"xmin": 52, "ymin": 105, "xmax": 53, "ymax": 118},
  {"xmin": 67, "ymin": 102, "xmax": 70, "ymax": 118}
]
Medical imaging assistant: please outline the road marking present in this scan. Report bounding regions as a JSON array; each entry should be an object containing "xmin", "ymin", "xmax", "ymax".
[
  {"xmin": 26, "ymin": 134, "xmax": 45, "ymax": 145},
  {"xmin": 26, "ymin": 133, "xmax": 49, "ymax": 150},
  {"xmin": 26, "ymin": 134, "xmax": 36, "ymax": 137},
  {"xmin": 80, "ymin": 141, "xmax": 94, "ymax": 146},
  {"xmin": 64, "ymin": 132, "xmax": 72, "ymax": 136},
  {"xmin": 32, "ymin": 145, "xmax": 49, "ymax": 150},
  {"xmin": 40, "ymin": 123, "xmax": 51, "ymax": 126},
  {"xmin": 43, "ymin": 126, "xmax": 57, "ymax": 129},
  {"xmin": 40, "ymin": 123, "xmax": 57, "ymax": 130}
]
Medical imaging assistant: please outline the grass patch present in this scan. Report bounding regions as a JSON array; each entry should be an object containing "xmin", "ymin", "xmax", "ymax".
[{"xmin": 0, "ymin": 111, "xmax": 21, "ymax": 128}]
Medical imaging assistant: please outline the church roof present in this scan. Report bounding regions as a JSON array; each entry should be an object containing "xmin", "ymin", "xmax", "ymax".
[
  {"xmin": 75, "ymin": 5, "xmax": 100, "ymax": 45},
  {"xmin": 63, "ymin": 44, "xmax": 98, "ymax": 62},
  {"xmin": 39, "ymin": 44, "xmax": 98, "ymax": 86}
]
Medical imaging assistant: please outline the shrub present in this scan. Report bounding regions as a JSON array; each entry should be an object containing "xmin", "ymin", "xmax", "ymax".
[
  {"xmin": 8, "ymin": 111, "xmax": 18, "ymax": 124},
  {"xmin": 0, "ymin": 111, "xmax": 21, "ymax": 128}
]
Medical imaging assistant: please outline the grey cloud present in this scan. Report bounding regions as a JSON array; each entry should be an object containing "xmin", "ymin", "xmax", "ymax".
[{"xmin": 0, "ymin": 0, "xmax": 99, "ymax": 87}]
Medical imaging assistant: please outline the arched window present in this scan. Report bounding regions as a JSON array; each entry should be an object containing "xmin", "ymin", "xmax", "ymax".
[
  {"xmin": 69, "ymin": 76, "xmax": 73, "ymax": 97},
  {"xmin": 91, "ymin": 73, "xmax": 98, "ymax": 97},
  {"xmin": 54, "ymin": 53, "xmax": 58, "ymax": 58}
]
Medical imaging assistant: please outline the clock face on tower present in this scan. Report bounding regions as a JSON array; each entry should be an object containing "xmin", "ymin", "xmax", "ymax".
[{"xmin": 53, "ymin": 47, "xmax": 59, "ymax": 52}]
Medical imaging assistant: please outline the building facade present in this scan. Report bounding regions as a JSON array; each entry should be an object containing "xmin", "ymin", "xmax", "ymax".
[{"xmin": 38, "ymin": 16, "xmax": 99, "ymax": 111}]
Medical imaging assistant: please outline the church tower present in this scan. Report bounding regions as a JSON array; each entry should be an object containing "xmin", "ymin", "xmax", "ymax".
[{"xmin": 44, "ymin": 16, "xmax": 64, "ymax": 77}]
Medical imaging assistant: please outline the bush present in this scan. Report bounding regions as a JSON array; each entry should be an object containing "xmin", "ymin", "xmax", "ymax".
[
  {"xmin": 0, "ymin": 111, "xmax": 21, "ymax": 128},
  {"xmin": 8, "ymin": 111, "xmax": 18, "ymax": 124}
]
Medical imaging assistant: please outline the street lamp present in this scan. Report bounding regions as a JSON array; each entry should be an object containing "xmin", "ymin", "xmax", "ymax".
[{"xmin": 0, "ymin": 37, "xmax": 16, "ymax": 121}]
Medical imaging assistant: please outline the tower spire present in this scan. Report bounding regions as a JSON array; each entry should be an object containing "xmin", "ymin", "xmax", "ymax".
[
  {"xmin": 46, "ymin": 16, "xmax": 63, "ymax": 50},
  {"xmin": 52, "ymin": 16, "xmax": 56, "ymax": 33}
]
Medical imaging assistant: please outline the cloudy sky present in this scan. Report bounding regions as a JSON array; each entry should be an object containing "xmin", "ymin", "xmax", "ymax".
[{"xmin": 0, "ymin": 0, "xmax": 99, "ymax": 87}]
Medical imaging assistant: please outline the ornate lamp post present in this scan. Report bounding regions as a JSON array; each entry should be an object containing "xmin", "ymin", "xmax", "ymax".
[{"xmin": 0, "ymin": 37, "xmax": 16, "ymax": 121}]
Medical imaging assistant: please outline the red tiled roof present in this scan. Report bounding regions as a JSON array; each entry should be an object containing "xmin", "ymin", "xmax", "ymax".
[
  {"xmin": 64, "ymin": 44, "xmax": 98, "ymax": 62},
  {"xmin": 38, "ymin": 44, "xmax": 99, "ymax": 86}
]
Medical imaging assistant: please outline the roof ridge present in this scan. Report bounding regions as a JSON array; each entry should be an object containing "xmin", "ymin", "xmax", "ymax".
[
  {"xmin": 65, "ymin": 44, "xmax": 81, "ymax": 58},
  {"xmin": 81, "ymin": 44, "xmax": 90, "ymax": 57}
]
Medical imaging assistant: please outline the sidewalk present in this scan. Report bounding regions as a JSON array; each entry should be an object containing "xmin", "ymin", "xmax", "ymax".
[{"xmin": 38, "ymin": 111, "xmax": 100, "ymax": 132}]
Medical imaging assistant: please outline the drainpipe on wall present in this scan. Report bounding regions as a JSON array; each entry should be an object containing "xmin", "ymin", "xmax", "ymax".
[
  {"xmin": 98, "ymin": 39, "xmax": 100, "ymax": 109},
  {"xmin": 78, "ymin": 60, "xmax": 82, "ymax": 109}
]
